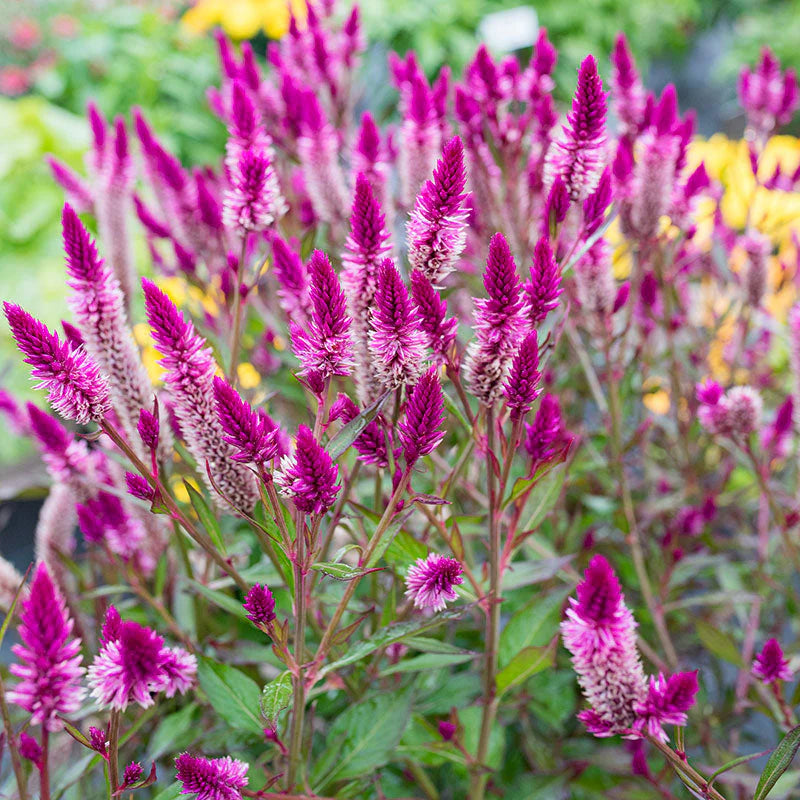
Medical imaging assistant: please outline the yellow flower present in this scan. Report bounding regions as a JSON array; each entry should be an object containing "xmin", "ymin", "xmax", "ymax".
[
  {"xmin": 237, "ymin": 362, "xmax": 261, "ymax": 389},
  {"xmin": 183, "ymin": 0, "xmax": 307, "ymax": 40}
]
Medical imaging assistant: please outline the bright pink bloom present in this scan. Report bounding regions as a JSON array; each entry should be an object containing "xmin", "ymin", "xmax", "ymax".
[
  {"xmin": 405, "ymin": 553, "xmax": 463, "ymax": 612},
  {"xmin": 291, "ymin": 249, "xmax": 354, "ymax": 382},
  {"xmin": 399, "ymin": 75, "xmax": 442, "ymax": 206},
  {"xmin": 47, "ymin": 156, "xmax": 93, "ymax": 214},
  {"xmin": 504, "ymin": 331, "xmax": 541, "ymax": 420},
  {"xmin": 406, "ymin": 136, "xmax": 469, "ymax": 285},
  {"xmin": 523, "ymin": 238, "xmax": 563, "ymax": 326},
  {"xmin": 574, "ymin": 241, "xmax": 616, "ymax": 317},
  {"xmin": 738, "ymin": 48, "xmax": 798, "ymax": 137},
  {"xmin": 398, "ymin": 367, "xmax": 446, "ymax": 466},
  {"xmin": 175, "ymin": 753, "xmax": 248, "ymax": 800},
  {"xmin": 545, "ymin": 55, "xmax": 607, "ymax": 202},
  {"xmin": 697, "ymin": 382, "xmax": 762, "ymax": 438},
  {"xmin": 243, "ymin": 584, "xmax": 276, "ymax": 626},
  {"xmin": 126, "ymin": 472, "xmax": 155, "ymax": 502},
  {"xmin": 19, "ymin": 732, "xmax": 43, "ymax": 766},
  {"xmin": 276, "ymin": 425, "xmax": 340, "ymax": 515},
  {"xmin": 524, "ymin": 394, "xmax": 571, "ymax": 465},
  {"xmin": 634, "ymin": 671, "xmax": 699, "ymax": 742},
  {"xmin": 753, "ymin": 639, "xmax": 793, "ymax": 685},
  {"xmin": 370, "ymin": 260, "xmax": 428, "ymax": 390},
  {"xmin": 610, "ymin": 34, "xmax": 645, "ymax": 137},
  {"xmin": 223, "ymin": 149, "xmax": 281, "ymax": 234},
  {"xmin": 8, "ymin": 564, "xmax": 85, "ymax": 730},
  {"xmin": 562, "ymin": 555, "xmax": 647, "ymax": 737},
  {"xmin": 5, "ymin": 302, "xmax": 111, "ymax": 424},
  {"xmin": 410, "ymin": 270, "xmax": 458, "ymax": 360},
  {"xmin": 272, "ymin": 236, "xmax": 312, "ymax": 325}
]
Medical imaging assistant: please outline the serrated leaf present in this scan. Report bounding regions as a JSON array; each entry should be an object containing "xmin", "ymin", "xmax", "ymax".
[
  {"xmin": 197, "ymin": 657, "xmax": 262, "ymax": 734},
  {"xmin": 312, "ymin": 688, "xmax": 413, "ymax": 787},
  {"xmin": 318, "ymin": 609, "xmax": 465, "ymax": 679},
  {"xmin": 311, "ymin": 562, "xmax": 383, "ymax": 581},
  {"xmin": 695, "ymin": 620, "xmax": 743, "ymax": 667},
  {"xmin": 185, "ymin": 481, "xmax": 226, "ymax": 555},
  {"xmin": 754, "ymin": 726, "xmax": 800, "ymax": 800},
  {"xmin": 496, "ymin": 644, "xmax": 555, "ymax": 695},
  {"xmin": 327, "ymin": 391, "xmax": 390, "ymax": 460},
  {"xmin": 260, "ymin": 671, "xmax": 293, "ymax": 726}
]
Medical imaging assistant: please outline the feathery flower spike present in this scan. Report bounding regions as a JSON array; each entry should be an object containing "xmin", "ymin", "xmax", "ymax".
[
  {"xmin": 4, "ymin": 301, "xmax": 110, "ymax": 424},
  {"xmin": 633, "ymin": 671, "xmax": 699, "ymax": 742},
  {"xmin": 753, "ymin": 639, "xmax": 793, "ymax": 684},
  {"xmin": 243, "ymin": 584, "xmax": 276, "ymax": 626},
  {"xmin": 503, "ymin": 331, "xmax": 542, "ymax": 420},
  {"xmin": 410, "ymin": 269, "xmax": 458, "ymax": 360},
  {"xmin": 610, "ymin": 34, "xmax": 645, "ymax": 137},
  {"xmin": 276, "ymin": 424, "xmax": 340, "ymax": 515},
  {"xmin": 8, "ymin": 563, "xmax": 85, "ymax": 730},
  {"xmin": 524, "ymin": 238, "xmax": 563, "ymax": 326},
  {"xmin": 272, "ymin": 236, "xmax": 312, "ymax": 324},
  {"xmin": 398, "ymin": 366, "xmax": 446, "ymax": 466},
  {"xmin": 175, "ymin": 753, "xmax": 249, "ymax": 800},
  {"xmin": 405, "ymin": 553, "xmax": 463, "ymax": 612}
]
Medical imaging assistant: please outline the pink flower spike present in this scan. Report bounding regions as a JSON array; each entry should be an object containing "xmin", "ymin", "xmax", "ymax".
[
  {"xmin": 175, "ymin": 753, "xmax": 249, "ymax": 800},
  {"xmin": 8, "ymin": 564, "xmax": 85, "ymax": 730},
  {"xmin": 398, "ymin": 366, "xmax": 446, "ymax": 466},
  {"xmin": 243, "ymin": 584, "xmax": 276, "ymax": 626},
  {"xmin": 634, "ymin": 671, "xmax": 699, "ymax": 742},
  {"xmin": 753, "ymin": 639, "xmax": 793, "ymax": 685},
  {"xmin": 410, "ymin": 269, "xmax": 458, "ymax": 360},
  {"xmin": 524, "ymin": 238, "xmax": 563, "ymax": 325},
  {"xmin": 4, "ymin": 301, "xmax": 111, "ymax": 424},
  {"xmin": 276, "ymin": 424, "xmax": 340, "ymax": 515},
  {"xmin": 504, "ymin": 331, "xmax": 541, "ymax": 420},
  {"xmin": 405, "ymin": 553, "xmax": 463, "ymax": 612},
  {"xmin": 610, "ymin": 34, "xmax": 645, "ymax": 136}
]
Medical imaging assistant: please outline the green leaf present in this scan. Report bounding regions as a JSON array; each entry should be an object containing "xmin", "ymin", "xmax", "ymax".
[
  {"xmin": 380, "ymin": 651, "xmax": 475, "ymax": 676},
  {"xmin": 187, "ymin": 580, "xmax": 248, "ymax": 621},
  {"xmin": 695, "ymin": 620, "xmax": 743, "ymax": 667},
  {"xmin": 311, "ymin": 562, "xmax": 383, "ymax": 581},
  {"xmin": 0, "ymin": 563, "xmax": 31, "ymax": 648},
  {"xmin": 366, "ymin": 508, "xmax": 414, "ymax": 568},
  {"xmin": 260, "ymin": 671, "xmax": 293, "ymax": 726},
  {"xmin": 496, "ymin": 644, "xmax": 556, "ymax": 695},
  {"xmin": 327, "ymin": 390, "xmax": 390, "ymax": 460},
  {"xmin": 185, "ymin": 481, "xmax": 226, "ymax": 555},
  {"xmin": 501, "ymin": 557, "xmax": 573, "ymax": 591},
  {"xmin": 384, "ymin": 529, "xmax": 428, "ymax": 568},
  {"xmin": 517, "ymin": 464, "xmax": 567, "ymax": 527},
  {"xmin": 150, "ymin": 783, "xmax": 184, "ymax": 800},
  {"xmin": 196, "ymin": 657, "xmax": 263, "ymax": 735},
  {"xmin": 403, "ymin": 636, "xmax": 468, "ymax": 655},
  {"xmin": 147, "ymin": 703, "xmax": 198, "ymax": 760},
  {"xmin": 754, "ymin": 726, "xmax": 800, "ymax": 800},
  {"xmin": 312, "ymin": 689, "xmax": 413, "ymax": 787},
  {"xmin": 318, "ymin": 609, "xmax": 465, "ymax": 679},
  {"xmin": 499, "ymin": 589, "xmax": 570, "ymax": 667}
]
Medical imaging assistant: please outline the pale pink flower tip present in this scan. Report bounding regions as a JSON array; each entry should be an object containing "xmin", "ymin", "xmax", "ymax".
[
  {"xmin": 753, "ymin": 638, "xmax": 793, "ymax": 685},
  {"xmin": 405, "ymin": 553, "xmax": 463, "ymax": 612},
  {"xmin": 634, "ymin": 671, "xmax": 699, "ymax": 742},
  {"xmin": 175, "ymin": 753, "xmax": 249, "ymax": 800}
]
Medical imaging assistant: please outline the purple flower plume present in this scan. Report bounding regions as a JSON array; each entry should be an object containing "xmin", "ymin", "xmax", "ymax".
[
  {"xmin": 399, "ymin": 74, "xmax": 442, "ymax": 206},
  {"xmin": 405, "ymin": 553, "xmax": 463, "ymax": 612},
  {"xmin": 503, "ymin": 331, "xmax": 542, "ymax": 420},
  {"xmin": 739, "ymin": 47, "xmax": 798, "ymax": 138},
  {"xmin": 4, "ymin": 301, "xmax": 111, "ymax": 424},
  {"xmin": 610, "ymin": 34, "xmax": 646, "ymax": 137},
  {"xmin": 523, "ymin": 237, "xmax": 563, "ymax": 326},
  {"xmin": 753, "ymin": 638, "xmax": 793, "ymax": 685},
  {"xmin": 398, "ymin": 367, "xmax": 446, "ymax": 466},
  {"xmin": 561, "ymin": 555, "xmax": 647, "ymax": 737},
  {"xmin": 276, "ymin": 424, "xmax": 340, "ymax": 515},
  {"xmin": 143, "ymin": 278, "xmax": 259, "ymax": 512},
  {"xmin": 406, "ymin": 135, "xmax": 469, "ymax": 285},
  {"xmin": 328, "ymin": 393, "xmax": 389, "ymax": 467},
  {"xmin": 243, "ymin": 584, "xmax": 276, "ymax": 626},
  {"xmin": 410, "ymin": 269, "xmax": 458, "ymax": 360},
  {"xmin": 175, "ymin": 753, "xmax": 248, "ymax": 800},
  {"xmin": 290, "ymin": 249, "xmax": 354, "ymax": 382},
  {"xmin": 223, "ymin": 149, "xmax": 280, "ymax": 234},
  {"xmin": 634, "ymin": 671, "xmax": 699, "ymax": 742},
  {"xmin": 212, "ymin": 377, "xmax": 279, "ymax": 466},
  {"xmin": 342, "ymin": 174, "xmax": 393, "ymax": 405},
  {"xmin": 272, "ymin": 236, "xmax": 312, "ymax": 324},
  {"xmin": 524, "ymin": 394, "xmax": 572, "ymax": 466},
  {"xmin": 126, "ymin": 472, "xmax": 155, "ymax": 503},
  {"xmin": 62, "ymin": 204, "xmax": 161, "ymax": 453},
  {"xmin": 8, "ymin": 564, "xmax": 85, "ymax": 730},
  {"xmin": 47, "ymin": 156, "xmax": 93, "ymax": 214},
  {"xmin": 370, "ymin": 260, "xmax": 428, "ymax": 391},
  {"xmin": 88, "ymin": 606, "xmax": 196, "ymax": 710},
  {"xmin": 464, "ymin": 233, "xmax": 527, "ymax": 405},
  {"xmin": 545, "ymin": 55, "xmax": 607, "ymax": 202},
  {"xmin": 138, "ymin": 407, "xmax": 159, "ymax": 452}
]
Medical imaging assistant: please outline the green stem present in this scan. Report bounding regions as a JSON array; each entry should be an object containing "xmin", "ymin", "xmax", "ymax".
[
  {"xmin": 469, "ymin": 405, "xmax": 501, "ymax": 800},
  {"xmin": 287, "ymin": 518, "xmax": 308, "ymax": 789},
  {"xmin": 0, "ymin": 669, "xmax": 29, "ymax": 800},
  {"xmin": 40, "ymin": 728, "xmax": 50, "ymax": 800},
  {"xmin": 646, "ymin": 734, "xmax": 728, "ymax": 800},
  {"xmin": 108, "ymin": 710, "xmax": 121, "ymax": 798}
]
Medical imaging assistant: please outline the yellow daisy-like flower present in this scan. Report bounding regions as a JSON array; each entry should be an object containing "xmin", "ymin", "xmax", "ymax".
[{"xmin": 183, "ymin": 0, "xmax": 307, "ymax": 41}]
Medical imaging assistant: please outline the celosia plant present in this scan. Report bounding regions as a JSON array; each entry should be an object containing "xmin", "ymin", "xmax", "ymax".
[{"xmin": 3, "ymin": 5, "xmax": 800, "ymax": 800}]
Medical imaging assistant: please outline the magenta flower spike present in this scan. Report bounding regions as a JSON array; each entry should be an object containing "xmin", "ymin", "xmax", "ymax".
[
  {"xmin": 610, "ymin": 34, "xmax": 645, "ymax": 137},
  {"xmin": 4, "ymin": 301, "xmax": 111, "ymax": 424},
  {"xmin": 503, "ymin": 331, "xmax": 542, "ymax": 420},
  {"xmin": 545, "ymin": 55, "xmax": 608, "ymax": 202},
  {"xmin": 524, "ymin": 393, "xmax": 571, "ymax": 465},
  {"xmin": 8, "ymin": 563, "xmax": 85, "ymax": 730},
  {"xmin": 633, "ymin": 671, "xmax": 699, "ymax": 742},
  {"xmin": 369, "ymin": 259, "xmax": 428, "ymax": 391},
  {"xmin": 561, "ymin": 555, "xmax": 647, "ymax": 737},
  {"xmin": 342, "ymin": 174, "xmax": 393, "ymax": 404},
  {"xmin": 738, "ymin": 47, "xmax": 799, "ymax": 138},
  {"xmin": 290, "ymin": 249, "xmax": 354, "ymax": 382},
  {"xmin": 523, "ymin": 238, "xmax": 563, "ymax": 326},
  {"xmin": 405, "ymin": 553, "xmax": 463, "ymax": 612},
  {"xmin": 464, "ymin": 233, "xmax": 527, "ymax": 406},
  {"xmin": 406, "ymin": 135, "xmax": 469, "ymax": 285},
  {"xmin": 753, "ymin": 639, "xmax": 793, "ymax": 684},
  {"xmin": 126, "ymin": 472, "xmax": 155, "ymax": 503},
  {"xmin": 46, "ymin": 155, "xmax": 94, "ymax": 214},
  {"xmin": 399, "ymin": 74, "xmax": 442, "ymax": 206},
  {"xmin": 574, "ymin": 240, "xmax": 616, "ymax": 318},
  {"xmin": 697, "ymin": 382, "xmax": 763, "ymax": 438},
  {"xmin": 175, "ymin": 753, "xmax": 249, "ymax": 800},
  {"xmin": 276, "ymin": 424, "xmax": 340, "ymax": 515},
  {"xmin": 398, "ymin": 366, "xmax": 446, "ymax": 466},
  {"xmin": 143, "ymin": 278, "xmax": 259, "ymax": 512},
  {"xmin": 272, "ymin": 236, "xmax": 312, "ymax": 324},
  {"xmin": 410, "ymin": 269, "xmax": 458, "ymax": 360},
  {"xmin": 328, "ymin": 393, "xmax": 389, "ymax": 467},
  {"xmin": 62, "ymin": 204, "xmax": 162, "ymax": 454},
  {"xmin": 353, "ymin": 112, "xmax": 393, "ymax": 220},
  {"xmin": 243, "ymin": 583, "xmax": 276, "ymax": 626},
  {"xmin": 223, "ymin": 149, "xmax": 281, "ymax": 234},
  {"xmin": 212, "ymin": 376, "xmax": 279, "ymax": 466}
]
